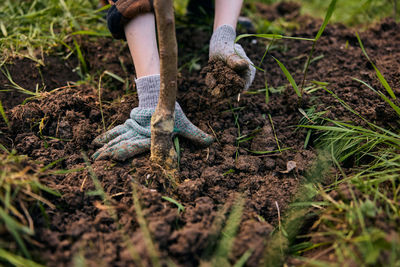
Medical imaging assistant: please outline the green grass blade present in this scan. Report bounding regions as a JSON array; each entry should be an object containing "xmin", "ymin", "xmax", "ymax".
[
  {"xmin": 273, "ymin": 56, "xmax": 301, "ymax": 97},
  {"xmin": 0, "ymin": 249, "xmax": 44, "ymax": 267},
  {"xmin": 304, "ymin": 129, "xmax": 312, "ymax": 149},
  {"xmin": 0, "ymin": 22, "xmax": 7, "ymax": 37},
  {"xmin": 162, "ymin": 196, "xmax": 185, "ymax": 214},
  {"xmin": 236, "ymin": 33, "xmax": 283, "ymax": 43},
  {"xmin": 0, "ymin": 100, "xmax": 10, "ymax": 129},
  {"xmin": 353, "ymin": 78, "xmax": 400, "ymax": 117},
  {"xmin": 301, "ymin": 125, "xmax": 353, "ymax": 133},
  {"xmin": 0, "ymin": 143, "xmax": 10, "ymax": 153},
  {"xmin": 34, "ymin": 182, "xmax": 62, "ymax": 197},
  {"xmin": 104, "ymin": 70, "xmax": 125, "ymax": 83},
  {"xmin": 355, "ymin": 32, "xmax": 396, "ymax": 99},
  {"xmin": 47, "ymin": 167, "xmax": 85, "ymax": 175},
  {"xmin": 374, "ymin": 66, "xmax": 396, "ymax": 99},
  {"xmin": 376, "ymin": 91, "xmax": 400, "ymax": 118},
  {"xmin": 233, "ymin": 249, "xmax": 253, "ymax": 267},
  {"xmin": 355, "ymin": 32, "xmax": 371, "ymax": 61},
  {"xmin": 0, "ymin": 207, "xmax": 32, "ymax": 259},
  {"xmin": 39, "ymin": 157, "xmax": 66, "ymax": 172},
  {"xmin": 246, "ymin": 147, "xmax": 292, "ymax": 155},
  {"xmin": 265, "ymin": 80, "xmax": 269, "ymax": 104},
  {"xmin": 71, "ymin": 30, "xmax": 111, "ymax": 37},
  {"xmin": 212, "ymin": 196, "xmax": 244, "ymax": 267},
  {"xmin": 174, "ymin": 136, "xmax": 180, "ymax": 167},
  {"xmin": 235, "ymin": 33, "xmax": 314, "ymax": 43},
  {"xmin": 73, "ymin": 38, "xmax": 87, "ymax": 74},
  {"xmin": 95, "ymin": 4, "xmax": 111, "ymax": 13},
  {"xmin": 315, "ymin": 0, "xmax": 337, "ymax": 41}
]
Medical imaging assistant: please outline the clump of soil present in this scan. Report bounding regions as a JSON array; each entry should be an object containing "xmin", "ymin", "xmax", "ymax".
[
  {"xmin": 203, "ymin": 59, "xmax": 245, "ymax": 99},
  {"xmin": 1, "ymin": 3, "xmax": 400, "ymax": 266}
]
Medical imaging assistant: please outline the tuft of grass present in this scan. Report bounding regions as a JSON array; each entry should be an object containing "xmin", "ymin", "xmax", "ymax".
[
  {"xmin": 299, "ymin": 0, "xmax": 397, "ymax": 26},
  {"xmin": 0, "ymin": 0, "xmax": 109, "ymax": 62},
  {"xmin": 201, "ymin": 195, "xmax": 247, "ymax": 267},
  {"xmin": 262, "ymin": 151, "xmax": 332, "ymax": 266},
  {"xmin": 211, "ymin": 196, "xmax": 245, "ymax": 267},
  {"xmin": 0, "ymin": 151, "xmax": 60, "ymax": 264},
  {"xmin": 0, "ymin": 66, "xmax": 40, "ymax": 97},
  {"xmin": 293, "ymin": 78, "xmax": 400, "ymax": 265},
  {"xmin": 250, "ymin": 0, "xmax": 397, "ymax": 26}
]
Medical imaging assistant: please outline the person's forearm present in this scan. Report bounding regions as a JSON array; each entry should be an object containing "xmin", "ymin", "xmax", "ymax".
[{"xmin": 213, "ymin": 0, "xmax": 243, "ymax": 30}]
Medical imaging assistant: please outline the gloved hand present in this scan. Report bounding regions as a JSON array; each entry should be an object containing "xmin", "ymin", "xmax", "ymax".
[
  {"xmin": 92, "ymin": 104, "xmax": 214, "ymax": 161},
  {"xmin": 209, "ymin": 24, "xmax": 256, "ymax": 90}
]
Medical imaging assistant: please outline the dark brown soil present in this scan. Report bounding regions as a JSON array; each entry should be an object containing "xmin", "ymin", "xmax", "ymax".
[
  {"xmin": 0, "ymin": 56, "xmax": 79, "ymax": 110},
  {"xmin": 1, "ymin": 3, "xmax": 399, "ymax": 266}
]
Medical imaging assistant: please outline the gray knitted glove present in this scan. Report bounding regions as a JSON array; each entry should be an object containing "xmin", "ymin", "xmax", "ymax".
[
  {"xmin": 92, "ymin": 75, "xmax": 214, "ymax": 161},
  {"xmin": 209, "ymin": 24, "xmax": 256, "ymax": 90}
]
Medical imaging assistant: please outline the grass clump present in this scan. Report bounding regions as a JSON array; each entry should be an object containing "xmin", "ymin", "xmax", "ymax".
[
  {"xmin": 260, "ymin": 25, "xmax": 400, "ymax": 265},
  {"xmin": 0, "ymin": 0, "xmax": 109, "ymax": 63},
  {"xmin": 293, "ymin": 66, "xmax": 400, "ymax": 265},
  {"xmin": 0, "ymin": 151, "xmax": 60, "ymax": 265},
  {"xmin": 201, "ymin": 195, "xmax": 248, "ymax": 267},
  {"xmin": 297, "ymin": 110, "xmax": 400, "ymax": 265},
  {"xmin": 249, "ymin": 0, "xmax": 397, "ymax": 26},
  {"xmin": 299, "ymin": 0, "xmax": 398, "ymax": 26}
]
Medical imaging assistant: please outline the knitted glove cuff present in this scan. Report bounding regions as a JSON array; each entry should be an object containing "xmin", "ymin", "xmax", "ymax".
[
  {"xmin": 135, "ymin": 74, "xmax": 182, "ymax": 111},
  {"xmin": 209, "ymin": 24, "xmax": 236, "ymax": 58},
  {"xmin": 136, "ymin": 74, "xmax": 160, "ymax": 108}
]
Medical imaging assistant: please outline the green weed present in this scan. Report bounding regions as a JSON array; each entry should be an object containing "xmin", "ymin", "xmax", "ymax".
[
  {"xmin": 0, "ymin": 100, "xmax": 10, "ymax": 129},
  {"xmin": 294, "ymin": 78, "xmax": 400, "ymax": 265},
  {"xmin": 0, "ymin": 248, "xmax": 44, "ymax": 267},
  {"xmin": 249, "ymin": 0, "xmax": 397, "ymax": 26},
  {"xmin": 0, "ymin": 66, "xmax": 40, "ymax": 97},
  {"xmin": 201, "ymin": 195, "xmax": 248, "ymax": 267},
  {"xmin": 0, "ymin": 151, "xmax": 60, "ymax": 264},
  {"xmin": 237, "ymin": 0, "xmax": 337, "ymax": 99},
  {"xmin": 0, "ymin": 0, "xmax": 109, "ymax": 62},
  {"xmin": 162, "ymin": 196, "xmax": 185, "ymax": 215},
  {"xmin": 262, "ymin": 151, "xmax": 332, "ymax": 266},
  {"xmin": 273, "ymin": 56, "xmax": 301, "ymax": 97},
  {"xmin": 300, "ymin": 0, "xmax": 337, "ymax": 91},
  {"xmin": 356, "ymin": 33, "xmax": 396, "ymax": 99}
]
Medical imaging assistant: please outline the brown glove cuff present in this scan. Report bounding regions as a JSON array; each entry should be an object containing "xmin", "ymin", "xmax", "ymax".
[{"xmin": 107, "ymin": 0, "xmax": 154, "ymax": 40}]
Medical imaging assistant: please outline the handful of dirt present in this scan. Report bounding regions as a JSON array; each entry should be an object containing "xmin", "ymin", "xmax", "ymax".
[{"xmin": 202, "ymin": 59, "xmax": 245, "ymax": 99}]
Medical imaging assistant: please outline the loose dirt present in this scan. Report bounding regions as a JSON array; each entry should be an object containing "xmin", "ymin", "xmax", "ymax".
[{"xmin": 1, "ymin": 2, "xmax": 399, "ymax": 266}]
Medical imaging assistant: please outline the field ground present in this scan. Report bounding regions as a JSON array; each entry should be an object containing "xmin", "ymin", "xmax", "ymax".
[{"xmin": 0, "ymin": 1, "xmax": 400, "ymax": 266}]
